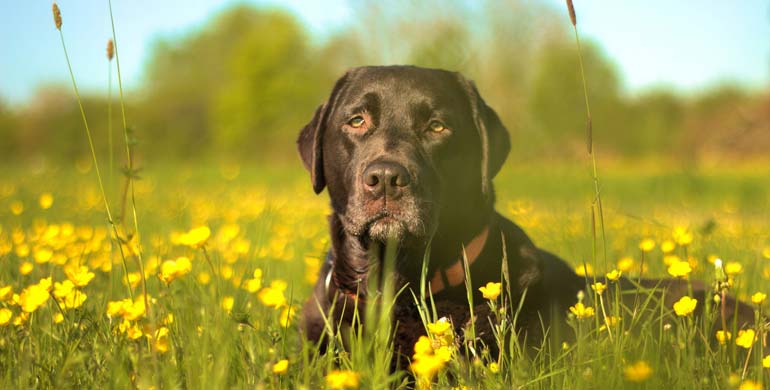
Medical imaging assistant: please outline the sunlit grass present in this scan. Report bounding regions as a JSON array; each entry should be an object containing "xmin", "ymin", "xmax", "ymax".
[{"xmin": 0, "ymin": 162, "xmax": 769, "ymax": 388}]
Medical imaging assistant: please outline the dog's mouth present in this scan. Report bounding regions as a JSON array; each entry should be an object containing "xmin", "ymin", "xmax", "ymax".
[{"xmin": 363, "ymin": 210, "xmax": 406, "ymax": 240}]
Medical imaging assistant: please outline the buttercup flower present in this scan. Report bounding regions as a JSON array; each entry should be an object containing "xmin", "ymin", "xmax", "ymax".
[
  {"xmin": 606, "ymin": 269, "xmax": 622, "ymax": 281},
  {"xmin": 159, "ymin": 256, "xmax": 192, "ymax": 284},
  {"xmin": 325, "ymin": 370, "xmax": 360, "ymax": 390},
  {"xmin": 427, "ymin": 317, "xmax": 452, "ymax": 336},
  {"xmin": 751, "ymin": 292, "xmax": 766, "ymax": 305},
  {"xmin": 272, "ymin": 359, "xmax": 289, "ymax": 374},
  {"xmin": 65, "ymin": 265, "xmax": 95, "ymax": 287},
  {"xmin": 740, "ymin": 380, "xmax": 761, "ymax": 390},
  {"xmin": 716, "ymin": 330, "xmax": 732, "ymax": 345},
  {"xmin": 179, "ymin": 226, "xmax": 211, "ymax": 248},
  {"xmin": 725, "ymin": 262, "xmax": 743, "ymax": 276},
  {"xmin": 258, "ymin": 280, "xmax": 288, "ymax": 309},
  {"xmin": 673, "ymin": 296, "xmax": 697, "ymax": 317},
  {"xmin": 0, "ymin": 308, "xmax": 12, "ymax": 325},
  {"xmin": 667, "ymin": 260, "xmax": 692, "ymax": 278},
  {"xmin": 624, "ymin": 360, "xmax": 652, "ymax": 382},
  {"xmin": 569, "ymin": 302, "xmax": 595, "ymax": 319},
  {"xmin": 660, "ymin": 240, "xmax": 676, "ymax": 253},
  {"xmin": 591, "ymin": 282, "xmax": 606, "ymax": 294},
  {"xmin": 672, "ymin": 227, "xmax": 693, "ymax": 246},
  {"xmin": 479, "ymin": 282, "xmax": 502, "ymax": 300},
  {"xmin": 575, "ymin": 263, "xmax": 594, "ymax": 277},
  {"xmin": 735, "ymin": 329, "xmax": 756, "ymax": 349},
  {"xmin": 639, "ymin": 238, "xmax": 655, "ymax": 252},
  {"xmin": 410, "ymin": 336, "xmax": 449, "ymax": 387}
]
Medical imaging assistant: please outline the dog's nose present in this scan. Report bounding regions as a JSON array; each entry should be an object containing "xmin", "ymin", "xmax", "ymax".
[{"xmin": 363, "ymin": 161, "xmax": 411, "ymax": 196}]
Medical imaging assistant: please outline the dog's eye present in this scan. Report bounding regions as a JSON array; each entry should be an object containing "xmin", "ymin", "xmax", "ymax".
[
  {"xmin": 348, "ymin": 116, "xmax": 365, "ymax": 128},
  {"xmin": 428, "ymin": 120, "xmax": 446, "ymax": 133}
]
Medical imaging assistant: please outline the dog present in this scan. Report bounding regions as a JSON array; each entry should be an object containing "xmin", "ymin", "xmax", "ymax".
[{"xmin": 297, "ymin": 65, "xmax": 757, "ymax": 366}]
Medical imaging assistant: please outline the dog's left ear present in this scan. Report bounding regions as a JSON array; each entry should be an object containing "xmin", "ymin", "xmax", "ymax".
[
  {"xmin": 297, "ymin": 71, "xmax": 351, "ymax": 194},
  {"xmin": 458, "ymin": 77, "xmax": 511, "ymax": 196}
]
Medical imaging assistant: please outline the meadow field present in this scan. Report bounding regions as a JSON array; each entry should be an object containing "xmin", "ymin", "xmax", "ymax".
[
  {"xmin": 1, "ymin": 160, "xmax": 769, "ymax": 389},
  {"xmin": 1, "ymin": 2, "xmax": 769, "ymax": 389}
]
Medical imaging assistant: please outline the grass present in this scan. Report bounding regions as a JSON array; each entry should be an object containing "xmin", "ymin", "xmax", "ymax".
[
  {"xmin": 1, "ymin": 3, "xmax": 768, "ymax": 388},
  {"xmin": 1, "ymin": 161, "xmax": 769, "ymax": 388}
]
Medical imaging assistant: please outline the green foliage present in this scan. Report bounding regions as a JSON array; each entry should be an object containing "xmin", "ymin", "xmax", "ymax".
[{"xmin": 1, "ymin": 1, "xmax": 767, "ymax": 164}]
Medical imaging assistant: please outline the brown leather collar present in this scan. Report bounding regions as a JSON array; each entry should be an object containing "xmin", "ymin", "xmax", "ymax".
[
  {"xmin": 429, "ymin": 225, "xmax": 490, "ymax": 294},
  {"xmin": 325, "ymin": 224, "xmax": 491, "ymax": 300}
]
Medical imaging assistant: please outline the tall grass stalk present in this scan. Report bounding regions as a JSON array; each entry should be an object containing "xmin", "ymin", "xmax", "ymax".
[
  {"xmin": 52, "ymin": 2, "xmax": 134, "ymax": 301},
  {"xmin": 107, "ymin": 0, "xmax": 152, "ymax": 323},
  {"xmin": 565, "ymin": 0, "xmax": 608, "ymax": 275}
]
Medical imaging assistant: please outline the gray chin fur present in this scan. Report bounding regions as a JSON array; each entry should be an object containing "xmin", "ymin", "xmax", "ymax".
[
  {"xmin": 367, "ymin": 219, "xmax": 408, "ymax": 243},
  {"xmin": 342, "ymin": 197, "xmax": 432, "ymax": 243}
]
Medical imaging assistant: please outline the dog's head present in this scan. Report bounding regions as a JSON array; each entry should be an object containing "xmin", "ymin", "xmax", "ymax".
[{"xmin": 298, "ymin": 66, "xmax": 510, "ymax": 245}]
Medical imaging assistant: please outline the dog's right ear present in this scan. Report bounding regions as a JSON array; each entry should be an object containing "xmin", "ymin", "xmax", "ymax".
[{"xmin": 297, "ymin": 72, "xmax": 351, "ymax": 194}]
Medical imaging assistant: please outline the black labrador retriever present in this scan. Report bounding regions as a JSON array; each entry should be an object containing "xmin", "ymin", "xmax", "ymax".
[{"xmin": 298, "ymin": 65, "xmax": 756, "ymax": 365}]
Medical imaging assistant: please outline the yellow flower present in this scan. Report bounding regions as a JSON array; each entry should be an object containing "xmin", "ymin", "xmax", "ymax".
[
  {"xmin": 13, "ymin": 312, "xmax": 29, "ymax": 326},
  {"xmin": 10, "ymin": 200, "xmax": 24, "ymax": 215},
  {"xmin": 763, "ymin": 247, "xmax": 770, "ymax": 260},
  {"xmin": 623, "ymin": 360, "xmax": 652, "ymax": 382},
  {"xmin": 479, "ymin": 282, "xmax": 502, "ymax": 300},
  {"xmin": 39, "ymin": 193, "xmax": 54, "ymax": 209},
  {"xmin": 65, "ymin": 265, "xmax": 95, "ymax": 287},
  {"xmin": 762, "ymin": 355, "xmax": 770, "ymax": 368},
  {"xmin": 258, "ymin": 280, "xmax": 288, "ymax": 309},
  {"xmin": 410, "ymin": 336, "xmax": 447, "ymax": 381},
  {"xmin": 106, "ymin": 298, "xmax": 130, "ymax": 318},
  {"xmin": 159, "ymin": 256, "xmax": 192, "ymax": 284},
  {"xmin": 639, "ymin": 238, "xmax": 655, "ymax": 252},
  {"xmin": 0, "ymin": 285, "xmax": 13, "ymax": 301},
  {"xmin": 672, "ymin": 227, "xmax": 693, "ymax": 246},
  {"xmin": 53, "ymin": 280, "xmax": 75, "ymax": 299},
  {"xmin": 736, "ymin": 329, "xmax": 756, "ymax": 349},
  {"xmin": 179, "ymin": 226, "xmax": 211, "ymax": 248},
  {"xmin": 739, "ymin": 380, "xmax": 761, "ymax": 390},
  {"xmin": 126, "ymin": 322, "xmax": 143, "ymax": 340},
  {"xmin": 123, "ymin": 272, "xmax": 141, "ymax": 288},
  {"xmin": 53, "ymin": 312, "xmax": 64, "ymax": 324},
  {"xmin": 0, "ymin": 308, "xmax": 12, "ymax": 325},
  {"xmin": 221, "ymin": 296, "xmax": 235, "ymax": 312},
  {"xmin": 20, "ymin": 279, "xmax": 52, "ymax": 313},
  {"xmin": 616, "ymin": 257, "xmax": 634, "ymax": 273},
  {"xmin": 272, "ymin": 359, "xmax": 289, "ymax": 374},
  {"xmin": 716, "ymin": 330, "xmax": 732, "ymax": 345},
  {"xmin": 605, "ymin": 269, "xmax": 622, "ymax": 281},
  {"xmin": 279, "ymin": 305, "xmax": 298, "ymax": 327},
  {"xmin": 673, "ymin": 296, "xmax": 697, "ymax": 317},
  {"xmin": 667, "ymin": 260, "xmax": 692, "ymax": 278},
  {"xmin": 197, "ymin": 272, "xmax": 211, "ymax": 285},
  {"xmin": 600, "ymin": 316, "xmax": 621, "ymax": 332},
  {"xmin": 61, "ymin": 290, "xmax": 87, "ymax": 309},
  {"xmin": 575, "ymin": 263, "xmax": 593, "ymax": 277},
  {"xmin": 569, "ymin": 302, "xmax": 595, "ymax": 319},
  {"xmin": 244, "ymin": 278, "xmax": 262, "ymax": 293},
  {"xmin": 33, "ymin": 247, "xmax": 53, "ymax": 264},
  {"xmin": 660, "ymin": 240, "xmax": 676, "ymax": 253},
  {"xmin": 325, "ymin": 370, "xmax": 360, "ymax": 390},
  {"xmin": 725, "ymin": 262, "xmax": 743, "ymax": 276},
  {"xmin": 591, "ymin": 282, "xmax": 606, "ymax": 294},
  {"xmin": 123, "ymin": 297, "xmax": 148, "ymax": 321},
  {"xmin": 153, "ymin": 327, "xmax": 170, "ymax": 353},
  {"xmin": 751, "ymin": 292, "xmax": 766, "ymax": 305},
  {"xmin": 19, "ymin": 261, "xmax": 34, "ymax": 275},
  {"xmin": 488, "ymin": 362, "xmax": 499, "ymax": 373},
  {"xmin": 427, "ymin": 317, "xmax": 452, "ymax": 336}
]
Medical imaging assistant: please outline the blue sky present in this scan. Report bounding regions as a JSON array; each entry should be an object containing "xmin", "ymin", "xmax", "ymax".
[{"xmin": 1, "ymin": 1, "xmax": 768, "ymax": 106}]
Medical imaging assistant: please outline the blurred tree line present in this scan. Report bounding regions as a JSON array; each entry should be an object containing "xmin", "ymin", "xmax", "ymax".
[{"xmin": 1, "ymin": 0, "xmax": 768, "ymax": 165}]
